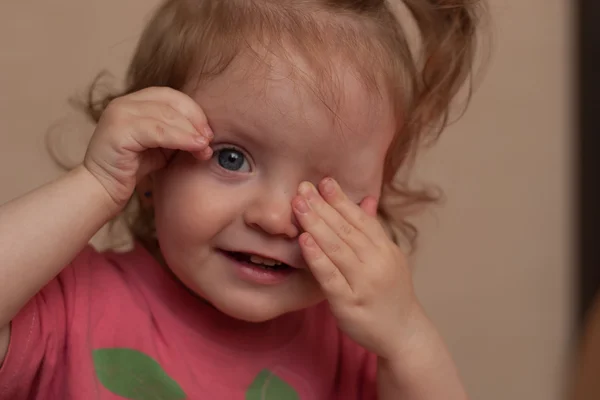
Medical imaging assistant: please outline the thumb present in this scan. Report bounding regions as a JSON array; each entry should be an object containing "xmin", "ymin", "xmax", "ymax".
[{"xmin": 136, "ymin": 148, "xmax": 174, "ymax": 181}]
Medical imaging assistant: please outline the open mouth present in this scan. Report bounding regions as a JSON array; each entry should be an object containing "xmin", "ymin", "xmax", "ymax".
[{"xmin": 223, "ymin": 251, "xmax": 292, "ymax": 271}]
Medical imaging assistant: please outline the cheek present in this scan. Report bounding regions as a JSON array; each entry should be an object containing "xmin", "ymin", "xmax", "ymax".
[
  {"xmin": 152, "ymin": 159, "xmax": 250, "ymax": 247},
  {"xmin": 153, "ymin": 164, "xmax": 226, "ymax": 244}
]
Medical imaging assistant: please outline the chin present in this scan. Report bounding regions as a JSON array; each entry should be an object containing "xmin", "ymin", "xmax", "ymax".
[
  {"xmin": 167, "ymin": 262, "xmax": 324, "ymax": 323},
  {"xmin": 209, "ymin": 294, "xmax": 296, "ymax": 322},
  {"xmin": 218, "ymin": 304, "xmax": 282, "ymax": 323},
  {"xmin": 206, "ymin": 288, "xmax": 323, "ymax": 323}
]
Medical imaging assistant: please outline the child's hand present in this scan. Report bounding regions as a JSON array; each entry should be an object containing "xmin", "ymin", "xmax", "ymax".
[
  {"xmin": 84, "ymin": 87, "xmax": 214, "ymax": 209},
  {"xmin": 293, "ymin": 179, "xmax": 422, "ymax": 359}
]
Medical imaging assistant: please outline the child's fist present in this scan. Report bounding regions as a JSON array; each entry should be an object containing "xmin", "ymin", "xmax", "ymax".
[{"xmin": 84, "ymin": 87, "xmax": 213, "ymax": 209}]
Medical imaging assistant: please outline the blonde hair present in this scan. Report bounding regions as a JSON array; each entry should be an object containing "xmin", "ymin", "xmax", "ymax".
[{"xmin": 83, "ymin": 0, "xmax": 484, "ymax": 251}]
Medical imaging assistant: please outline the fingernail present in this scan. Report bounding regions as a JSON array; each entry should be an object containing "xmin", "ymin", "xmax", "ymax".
[
  {"xmin": 202, "ymin": 146, "xmax": 213, "ymax": 158},
  {"xmin": 204, "ymin": 127, "xmax": 214, "ymax": 139},
  {"xmin": 294, "ymin": 197, "xmax": 310, "ymax": 214},
  {"xmin": 298, "ymin": 181, "xmax": 314, "ymax": 196},
  {"xmin": 322, "ymin": 178, "xmax": 336, "ymax": 196},
  {"xmin": 195, "ymin": 135, "xmax": 208, "ymax": 145},
  {"xmin": 303, "ymin": 234, "xmax": 315, "ymax": 247}
]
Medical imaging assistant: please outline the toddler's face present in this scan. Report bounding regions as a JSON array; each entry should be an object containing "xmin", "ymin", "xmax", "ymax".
[{"xmin": 153, "ymin": 50, "xmax": 396, "ymax": 322}]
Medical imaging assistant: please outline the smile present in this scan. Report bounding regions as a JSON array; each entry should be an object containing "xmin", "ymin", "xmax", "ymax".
[{"xmin": 223, "ymin": 251, "xmax": 292, "ymax": 271}]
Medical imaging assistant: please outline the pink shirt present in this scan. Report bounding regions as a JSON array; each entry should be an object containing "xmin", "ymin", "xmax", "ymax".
[{"xmin": 0, "ymin": 244, "xmax": 377, "ymax": 399}]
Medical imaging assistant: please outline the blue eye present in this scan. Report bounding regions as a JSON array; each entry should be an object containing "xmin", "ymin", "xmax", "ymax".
[{"xmin": 215, "ymin": 148, "xmax": 251, "ymax": 172}]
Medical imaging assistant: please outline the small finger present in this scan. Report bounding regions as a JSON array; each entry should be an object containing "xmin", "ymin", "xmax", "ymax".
[
  {"xmin": 125, "ymin": 101, "xmax": 209, "ymax": 141},
  {"xmin": 298, "ymin": 182, "xmax": 370, "ymax": 256},
  {"xmin": 293, "ymin": 195, "xmax": 360, "ymax": 280},
  {"xmin": 299, "ymin": 232, "xmax": 352, "ymax": 297},
  {"xmin": 127, "ymin": 87, "xmax": 214, "ymax": 139},
  {"xmin": 360, "ymin": 196, "xmax": 379, "ymax": 218},
  {"xmin": 318, "ymin": 178, "xmax": 387, "ymax": 244},
  {"xmin": 125, "ymin": 117, "xmax": 209, "ymax": 153}
]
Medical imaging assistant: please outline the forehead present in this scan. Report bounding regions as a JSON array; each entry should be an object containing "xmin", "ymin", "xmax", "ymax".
[{"xmin": 188, "ymin": 48, "xmax": 396, "ymax": 192}]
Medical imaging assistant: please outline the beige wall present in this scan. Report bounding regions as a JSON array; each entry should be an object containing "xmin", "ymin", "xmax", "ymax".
[
  {"xmin": 413, "ymin": 1, "xmax": 574, "ymax": 399},
  {"xmin": 0, "ymin": 1, "xmax": 573, "ymax": 400}
]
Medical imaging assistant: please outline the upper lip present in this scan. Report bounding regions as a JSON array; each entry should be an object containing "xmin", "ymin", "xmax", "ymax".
[{"xmin": 219, "ymin": 248, "xmax": 302, "ymax": 269}]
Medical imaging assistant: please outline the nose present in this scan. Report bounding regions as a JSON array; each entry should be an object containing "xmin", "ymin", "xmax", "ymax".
[{"xmin": 243, "ymin": 189, "xmax": 299, "ymax": 239}]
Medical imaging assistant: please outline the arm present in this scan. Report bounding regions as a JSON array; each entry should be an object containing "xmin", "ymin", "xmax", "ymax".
[
  {"xmin": 377, "ymin": 310, "xmax": 469, "ymax": 400},
  {"xmin": 0, "ymin": 87, "xmax": 214, "ymax": 365},
  {"xmin": 0, "ymin": 165, "xmax": 119, "ymax": 362},
  {"xmin": 290, "ymin": 179, "xmax": 469, "ymax": 400}
]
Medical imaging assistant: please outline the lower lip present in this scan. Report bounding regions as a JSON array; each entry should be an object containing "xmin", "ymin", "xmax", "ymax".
[{"xmin": 222, "ymin": 253, "xmax": 296, "ymax": 285}]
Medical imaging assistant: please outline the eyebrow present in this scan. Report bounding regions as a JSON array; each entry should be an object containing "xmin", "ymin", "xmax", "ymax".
[
  {"xmin": 215, "ymin": 111, "xmax": 289, "ymax": 154},
  {"xmin": 211, "ymin": 118, "xmax": 259, "ymax": 144}
]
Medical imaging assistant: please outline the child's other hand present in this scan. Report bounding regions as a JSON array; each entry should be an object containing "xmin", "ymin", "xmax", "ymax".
[
  {"xmin": 84, "ymin": 87, "xmax": 214, "ymax": 209},
  {"xmin": 293, "ymin": 179, "xmax": 424, "ymax": 360}
]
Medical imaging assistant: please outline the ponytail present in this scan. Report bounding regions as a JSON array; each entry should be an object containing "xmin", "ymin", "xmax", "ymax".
[{"xmin": 402, "ymin": 0, "xmax": 483, "ymax": 137}]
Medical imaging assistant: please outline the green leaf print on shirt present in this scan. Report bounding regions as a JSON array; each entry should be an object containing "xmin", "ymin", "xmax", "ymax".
[
  {"xmin": 246, "ymin": 369, "xmax": 299, "ymax": 400},
  {"xmin": 93, "ymin": 348, "xmax": 186, "ymax": 400}
]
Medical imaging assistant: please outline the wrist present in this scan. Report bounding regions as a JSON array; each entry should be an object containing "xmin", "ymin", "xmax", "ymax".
[
  {"xmin": 377, "ymin": 308, "xmax": 468, "ymax": 400},
  {"xmin": 73, "ymin": 165, "xmax": 125, "ymax": 219},
  {"xmin": 381, "ymin": 304, "xmax": 444, "ymax": 370}
]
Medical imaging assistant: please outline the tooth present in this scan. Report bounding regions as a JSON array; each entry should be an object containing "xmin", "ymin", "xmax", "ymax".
[
  {"xmin": 250, "ymin": 255, "xmax": 263, "ymax": 264},
  {"xmin": 249, "ymin": 255, "xmax": 282, "ymax": 266}
]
